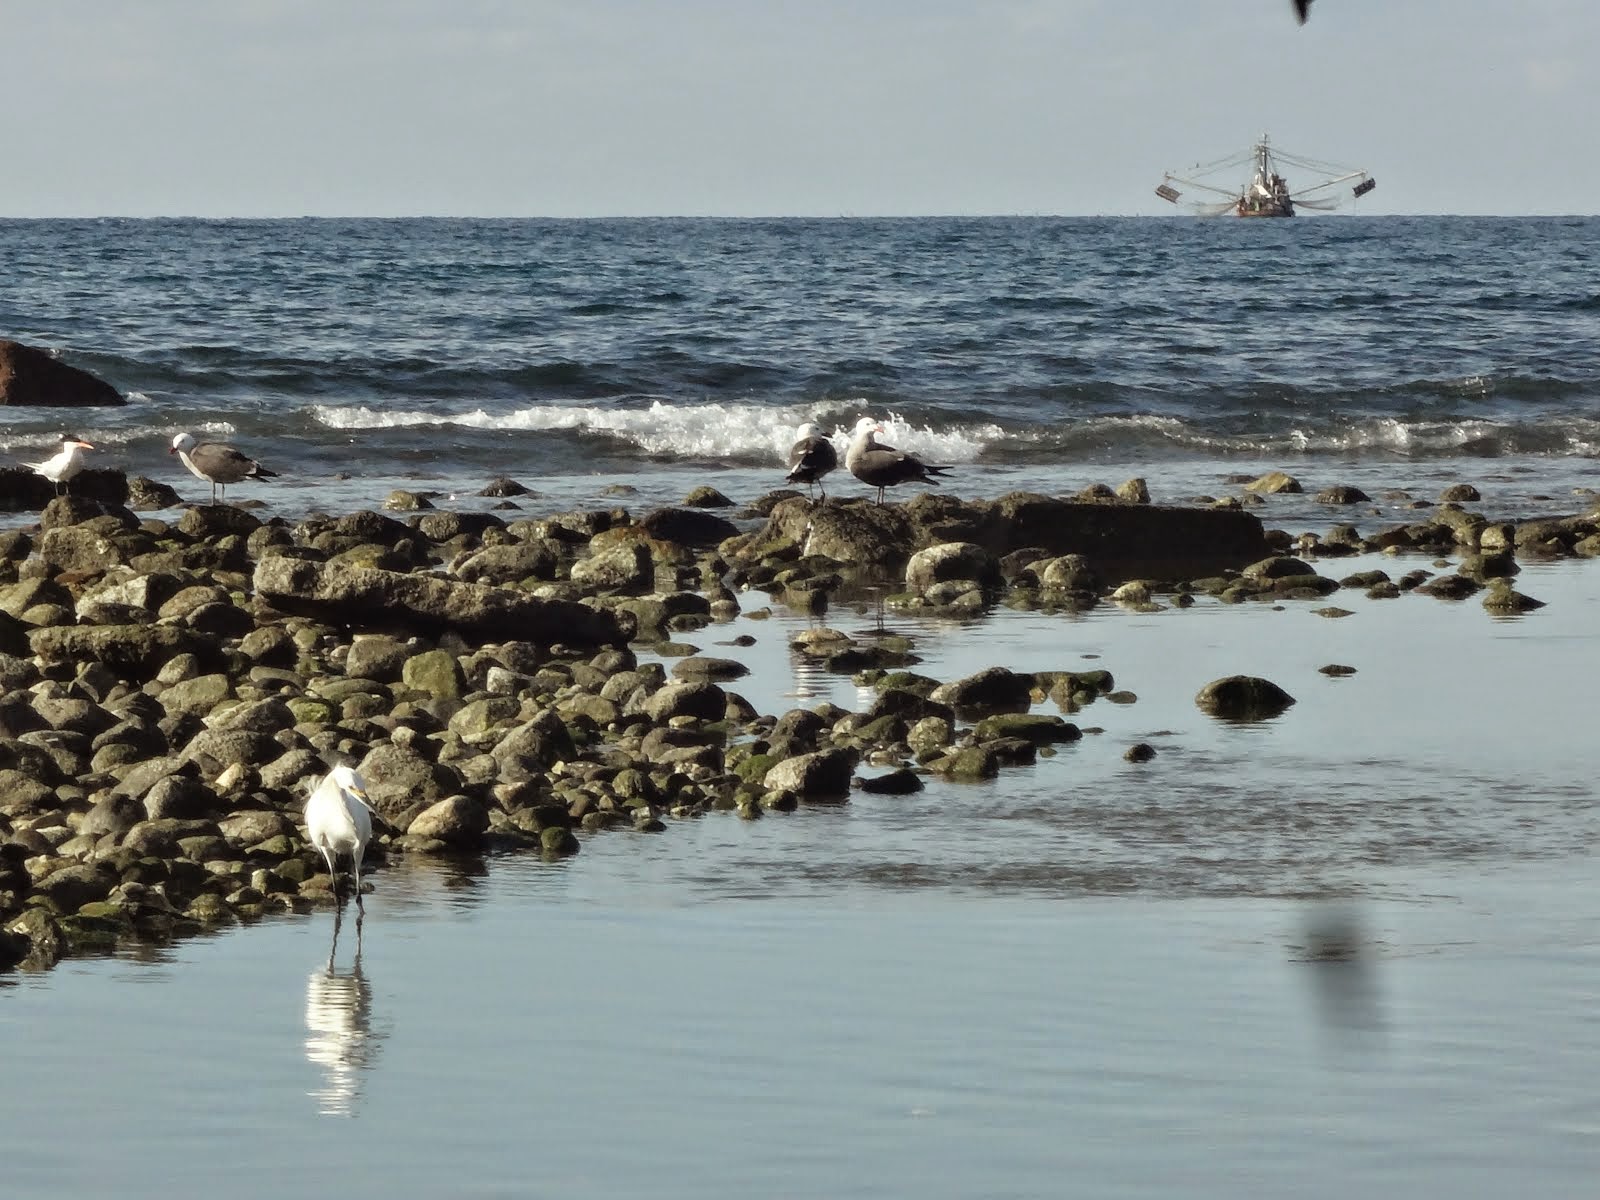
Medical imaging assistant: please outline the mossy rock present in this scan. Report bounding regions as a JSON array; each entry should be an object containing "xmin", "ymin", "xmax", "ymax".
[
  {"xmin": 1194, "ymin": 675, "xmax": 1296, "ymax": 721},
  {"xmin": 972, "ymin": 713, "xmax": 1081, "ymax": 745}
]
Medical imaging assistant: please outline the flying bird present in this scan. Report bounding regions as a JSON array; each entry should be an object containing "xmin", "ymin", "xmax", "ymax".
[
  {"xmin": 845, "ymin": 417, "xmax": 951, "ymax": 505},
  {"xmin": 169, "ymin": 430, "xmax": 279, "ymax": 503},
  {"xmin": 24, "ymin": 435, "xmax": 94, "ymax": 496},
  {"xmin": 784, "ymin": 422, "xmax": 839, "ymax": 500},
  {"xmin": 305, "ymin": 764, "xmax": 375, "ymax": 914},
  {"xmin": 1293, "ymin": 0, "xmax": 1312, "ymax": 23}
]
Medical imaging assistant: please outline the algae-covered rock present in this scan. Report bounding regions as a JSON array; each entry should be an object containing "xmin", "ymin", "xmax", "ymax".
[
  {"xmin": 1195, "ymin": 675, "xmax": 1296, "ymax": 721},
  {"xmin": 761, "ymin": 748, "xmax": 856, "ymax": 800}
]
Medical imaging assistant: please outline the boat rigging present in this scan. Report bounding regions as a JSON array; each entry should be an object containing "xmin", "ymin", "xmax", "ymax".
[{"xmin": 1155, "ymin": 135, "xmax": 1376, "ymax": 218}]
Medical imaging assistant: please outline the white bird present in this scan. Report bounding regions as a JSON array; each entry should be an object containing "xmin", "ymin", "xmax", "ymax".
[
  {"xmin": 783, "ymin": 421, "xmax": 839, "ymax": 500},
  {"xmin": 169, "ymin": 430, "xmax": 278, "ymax": 503},
  {"xmin": 305, "ymin": 765, "xmax": 375, "ymax": 913},
  {"xmin": 24, "ymin": 435, "xmax": 94, "ymax": 496}
]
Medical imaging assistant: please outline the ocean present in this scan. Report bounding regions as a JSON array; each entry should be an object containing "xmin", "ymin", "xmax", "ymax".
[
  {"xmin": 4, "ymin": 216, "xmax": 1600, "ymax": 1198},
  {"xmin": 2, "ymin": 215, "xmax": 1597, "ymax": 517}
]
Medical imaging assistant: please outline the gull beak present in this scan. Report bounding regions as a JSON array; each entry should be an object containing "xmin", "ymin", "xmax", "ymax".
[{"xmin": 167, "ymin": 446, "xmax": 178, "ymax": 455}]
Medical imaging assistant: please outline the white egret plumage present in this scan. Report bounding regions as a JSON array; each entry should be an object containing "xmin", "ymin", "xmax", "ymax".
[{"xmin": 305, "ymin": 765, "xmax": 375, "ymax": 914}]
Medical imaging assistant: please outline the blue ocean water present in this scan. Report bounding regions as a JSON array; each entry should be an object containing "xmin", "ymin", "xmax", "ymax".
[{"xmin": 1, "ymin": 216, "xmax": 1597, "ymax": 514}]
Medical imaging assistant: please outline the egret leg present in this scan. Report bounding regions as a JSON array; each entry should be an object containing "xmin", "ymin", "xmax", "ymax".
[
  {"xmin": 317, "ymin": 845, "xmax": 341, "ymax": 898},
  {"xmin": 328, "ymin": 900, "xmax": 344, "ymax": 970},
  {"xmin": 351, "ymin": 845, "xmax": 365, "ymax": 914}
]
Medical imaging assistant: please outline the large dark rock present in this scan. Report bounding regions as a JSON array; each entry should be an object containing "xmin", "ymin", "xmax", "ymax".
[
  {"xmin": 29, "ymin": 625, "xmax": 224, "ymax": 678},
  {"xmin": 0, "ymin": 466, "xmax": 131, "ymax": 512},
  {"xmin": 0, "ymin": 341, "xmax": 124, "ymax": 407},
  {"xmin": 762, "ymin": 747, "xmax": 857, "ymax": 800},
  {"xmin": 639, "ymin": 506, "xmax": 741, "ymax": 547},
  {"xmin": 1195, "ymin": 675, "xmax": 1296, "ymax": 721},
  {"xmin": 744, "ymin": 491, "xmax": 1268, "ymax": 583},
  {"xmin": 253, "ymin": 557, "xmax": 627, "ymax": 646}
]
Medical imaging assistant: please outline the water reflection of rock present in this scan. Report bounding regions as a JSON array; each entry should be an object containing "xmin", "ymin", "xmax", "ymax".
[{"xmin": 304, "ymin": 910, "xmax": 388, "ymax": 1118}]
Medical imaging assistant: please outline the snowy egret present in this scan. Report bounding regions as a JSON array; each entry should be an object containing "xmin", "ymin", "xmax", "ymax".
[
  {"xmin": 25, "ymin": 435, "xmax": 94, "ymax": 496},
  {"xmin": 305, "ymin": 764, "xmax": 375, "ymax": 912},
  {"xmin": 169, "ymin": 430, "xmax": 279, "ymax": 503},
  {"xmin": 845, "ymin": 417, "xmax": 950, "ymax": 505}
]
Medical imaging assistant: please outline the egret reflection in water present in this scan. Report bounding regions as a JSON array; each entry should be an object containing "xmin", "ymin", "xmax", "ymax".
[{"xmin": 304, "ymin": 901, "xmax": 387, "ymax": 1117}]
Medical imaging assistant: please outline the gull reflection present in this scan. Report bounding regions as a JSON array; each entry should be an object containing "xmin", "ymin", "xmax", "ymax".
[
  {"xmin": 1294, "ymin": 899, "xmax": 1387, "ymax": 1046},
  {"xmin": 305, "ymin": 901, "xmax": 387, "ymax": 1117}
]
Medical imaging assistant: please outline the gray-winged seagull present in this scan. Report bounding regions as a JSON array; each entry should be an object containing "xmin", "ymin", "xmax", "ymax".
[
  {"xmin": 170, "ymin": 431, "xmax": 279, "ymax": 503},
  {"xmin": 845, "ymin": 417, "xmax": 951, "ymax": 505}
]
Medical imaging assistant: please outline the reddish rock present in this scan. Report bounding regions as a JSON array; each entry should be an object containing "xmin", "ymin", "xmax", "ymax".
[{"xmin": 0, "ymin": 340, "xmax": 124, "ymax": 407}]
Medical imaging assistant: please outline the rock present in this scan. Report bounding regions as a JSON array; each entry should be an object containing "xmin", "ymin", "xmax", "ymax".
[
  {"xmin": 451, "ymin": 542, "xmax": 560, "ymax": 585},
  {"xmin": 0, "ymin": 340, "xmax": 124, "ymax": 407},
  {"xmin": 29, "ymin": 625, "xmax": 224, "ymax": 678},
  {"xmin": 930, "ymin": 667, "xmax": 1035, "ymax": 714},
  {"xmin": 928, "ymin": 745, "xmax": 1001, "ymax": 781},
  {"xmin": 904, "ymin": 542, "xmax": 1002, "ymax": 594},
  {"xmin": 1315, "ymin": 485, "xmax": 1371, "ymax": 505},
  {"xmin": 683, "ymin": 486, "xmax": 735, "ymax": 508},
  {"xmin": 253, "ymin": 557, "xmax": 626, "ymax": 646},
  {"xmin": 971, "ymin": 713, "xmax": 1081, "ymax": 745},
  {"xmin": 642, "ymin": 682, "xmax": 727, "ymax": 722},
  {"xmin": 1440, "ymin": 483, "xmax": 1481, "ymax": 503},
  {"xmin": 639, "ymin": 506, "xmax": 740, "ymax": 547},
  {"xmin": 127, "ymin": 475, "xmax": 183, "ymax": 510},
  {"xmin": 1123, "ymin": 742, "xmax": 1157, "ymax": 762},
  {"xmin": 854, "ymin": 769, "xmax": 924, "ymax": 795},
  {"xmin": 402, "ymin": 648, "xmax": 466, "ymax": 700},
  {"xmin": 1481, "ymin": 581, "xmax": 1545, "ymax": 614},
  {"xmin": 79, "ymin": 793, "xmax": 145, "ymax": 839},
  {"xmin": 1195, "ymin": 675, "xmax": 1296, "ymax": 721},
  {"xmin": 670, "ymin": 656, "xmax": 749, "ymax": 682},
  {"xmin": 480, "ymin": 477, "xmax": 532, "ymax": 497},
  {"xmin": 569, "ymin": 542, "xmax": 653, "ymax": 595},
  {"xmin": 762, "ymin": 748, "xmax": 856, "ymax": 800},
  {"xmin": 1243, "ymin": 471, "xmax": 1301, "ymax": 495},
  {"xmin": 1416, "ymin": 574, "xmax": 1482, "ymax": 601},
  {"xmin": 405, "ymin": 795, "xmax": 489, "ymax": 848}
]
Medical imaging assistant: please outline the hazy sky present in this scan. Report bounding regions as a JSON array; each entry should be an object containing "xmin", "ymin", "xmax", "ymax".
[{"xmin": 7, "ymin": 0, "xmax": 1594, "ymax": 217}]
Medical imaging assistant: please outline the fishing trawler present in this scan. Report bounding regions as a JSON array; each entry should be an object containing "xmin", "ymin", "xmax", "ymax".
[{"xmin": 1155, "ymin": 135, "xmax": 1376, "ymax": 217}]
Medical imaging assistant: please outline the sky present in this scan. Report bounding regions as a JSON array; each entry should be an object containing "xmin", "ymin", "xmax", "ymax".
[{"xmin": 5, "ymin": 0, "xmax": 1595, "ymax": 218}]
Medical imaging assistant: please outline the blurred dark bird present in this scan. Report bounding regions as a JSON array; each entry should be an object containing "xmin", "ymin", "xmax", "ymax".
[
  {"xmin": 1293, "ymin": 0, "xmax": 1312, "ymax": 23},
  {"xmin": 784, "ymin": 422, "xmax": 838, "ymax": 500}
]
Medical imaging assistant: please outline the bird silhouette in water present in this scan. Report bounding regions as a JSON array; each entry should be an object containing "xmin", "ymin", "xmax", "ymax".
[
  {"xmin": 845, "ymin": 417, "xmax": 951, "ymax": 505},
  {"xmin": 25, "ymin": 435, "xmax": 94, "ymax": 496},
  {"xmin": 305, "ymin": 765, "xmax": 375, "ymax": 919},
  {"xmin": 784, "ymin": 422, "xmax": 839, "ymax": 500}
]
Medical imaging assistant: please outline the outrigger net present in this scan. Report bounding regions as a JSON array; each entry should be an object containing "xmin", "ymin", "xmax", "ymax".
[{"xmin": 1155, "ymin": 139, "xmax": 1375, "ymax": 216}]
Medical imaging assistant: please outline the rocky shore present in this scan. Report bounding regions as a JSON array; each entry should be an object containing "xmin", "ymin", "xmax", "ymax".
[{"xmin": 1, "ymin": 469, "xmax": 1591, "ymax": 973}]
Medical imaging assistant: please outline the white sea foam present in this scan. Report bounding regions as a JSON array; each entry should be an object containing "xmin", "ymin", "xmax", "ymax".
[{"xmin": 314, "ymin": 400, "xmax": 1000, "ymax": 464}]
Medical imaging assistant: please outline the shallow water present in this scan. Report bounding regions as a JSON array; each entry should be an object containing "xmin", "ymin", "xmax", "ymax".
[{"xmin": 7, "ymin": 552, "xmax": 1599, "ymax": 1198}]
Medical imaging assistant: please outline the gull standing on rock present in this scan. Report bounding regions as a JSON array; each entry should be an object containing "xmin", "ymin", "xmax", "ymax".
[
  {"xmin": 784, "ymin": 422, "xmax": 839, "ymax": 500},
  {"xmin": 845, "ymin": 417, "xmax": 951, "ymax": 505},
  {"xmin": 170, "ymin": 431, "xmax": 279, "ymax": 503},
  {"xmin": 24, "ymin": 435, "xmax": 94, "ymax": 497}
]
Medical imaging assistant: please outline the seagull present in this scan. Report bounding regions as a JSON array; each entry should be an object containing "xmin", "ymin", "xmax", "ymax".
[
  {"xmin": 784, "ymin": 422, "xmax": 839, "ymax": 500},
  {"xmin": 845, "ymin": 417, "xmax": 951, "ymax": 505},
  {"xmin": 305, "ymin": 765, "xmax": 375, "ymax": 915},
  {"xmin": 24, "ymin": 435, "xmax": 94, "ymax": 496},
  {"xmin": 169, "ymin": 430, "xmax": 278, "ymax": 503}
]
